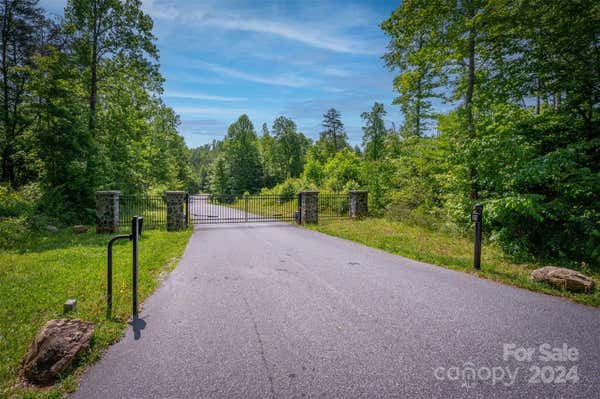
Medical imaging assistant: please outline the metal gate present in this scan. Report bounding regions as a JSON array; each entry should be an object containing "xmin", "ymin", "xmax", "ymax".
[{"xmin": 188, "ymin": 194, "xmax": 298, "ymax": 224}]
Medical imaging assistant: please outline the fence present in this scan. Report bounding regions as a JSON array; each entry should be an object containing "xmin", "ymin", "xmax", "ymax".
[
  {"xmin": 119, "ymin": 195, "xmax": 167, "ymax": 230},
  {"xmin": 189, "ymin": 194, "xmax": 297, "ymax": 224},
  {"xmin": 98, "ymin": 190, "xmax": 366, "ymax": 232},
  {"xmin": 318, "ymin": 193, "xmax": 350, "ymax": 220}
]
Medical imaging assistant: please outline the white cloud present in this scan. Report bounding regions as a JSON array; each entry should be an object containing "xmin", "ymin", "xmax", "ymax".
[
  {"xmin": 174, "ymin": 106, "xmax": 247, "ymax": 117},
  {"xmin": 165, "ymin": 91, "xmax": 246, "ymax": 102},
  {"xmin": 138, "ymin": 1, "xmax": 379, "ymax": 55},
  {"xmin": 141, "ymin": 0, "xmax": 179, "ymax": 20},
  {"xmin": 195, "ymin": 16, "xmax": 377, "ymax": 55},
  {"xmin": 195, "ymin": 61, "xmax": 317, "ymax": 88}
]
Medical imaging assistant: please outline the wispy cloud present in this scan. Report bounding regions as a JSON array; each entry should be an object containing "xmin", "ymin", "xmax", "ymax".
[
  {"xmin": 195, "ymin": 16, "xmax": 377, "ymax": 55},
  {"xmin": 140, "ymin": 1, "xmax": 378, "ymax": 55},
  {"xmin": 165, "ymin": 91, "xmax": 246, "ymax": 102},
  {"xmin": 174, "ymin": 106, "xmax": 247, "ymax": 117},
  {"xmin": 195, "ymin": 61, "xmax": 317, "ymax": 88}
]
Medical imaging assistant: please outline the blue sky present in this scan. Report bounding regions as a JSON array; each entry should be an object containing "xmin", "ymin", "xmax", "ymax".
[{"xmin": 41, "ymin": 0, "xmax": 403, "ymax": 148}]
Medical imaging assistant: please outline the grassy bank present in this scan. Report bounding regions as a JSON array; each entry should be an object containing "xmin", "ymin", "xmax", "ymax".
[
  {"xmin": 0, "ymin": 227, "xmax": 191, "ymax": 398},
  {"xmin": 308, "ymin": 218, "xmax": 600, "ymax": 307}
]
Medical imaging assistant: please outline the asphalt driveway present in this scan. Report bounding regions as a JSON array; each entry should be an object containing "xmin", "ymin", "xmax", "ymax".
[{"xmin": 74, "ymin": 221, "xmax": 600, "ymax": 398}]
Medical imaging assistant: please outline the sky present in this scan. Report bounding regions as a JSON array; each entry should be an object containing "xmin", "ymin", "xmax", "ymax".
[{"xmin": 40, "ymin": 0, "xmax": 403, "ymax": 148}]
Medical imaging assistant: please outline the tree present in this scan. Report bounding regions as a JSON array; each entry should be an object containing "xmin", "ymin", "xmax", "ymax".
[
  {"xmin": 29, "ymin": 47, "xmax": 98, "ymax": 220},
  {"xmin": 320, "ymin": 108, "xmax": 348, "ymax": 156},
  {"xmin": 224, "ymin": 114, "xmax": 262, "ymax": 194},
  {"xmin": 208, "ymin": 154, "xmax": 229, "ymax": 195},
  {"xmin": 272, "ymin": 116, "xmax": 309, "ymax": 179},
  {"xmin": 301, "ymin": 148, "xmax": 324, "ymax": 187},
  {"xmin": 381, "ymin": 1, "xmax": 445, "ymax": 138},
  {"xmin": 0, "ymin": 0, "xmax": 45, "ymax": 185},
  {"xmin": 361, "ymin": 102, "xmax": 388, "ymax": 161},
  {"xmin": 259, "ymin": 122, "xmax": 278, "ymax": 188},
  {"xmin": 323, "ymin": 149, "xmax": 363, "ymax": 192},
  {"xmin": 64, "ymin": 0, "xmax": 159, "ymax": 134}
]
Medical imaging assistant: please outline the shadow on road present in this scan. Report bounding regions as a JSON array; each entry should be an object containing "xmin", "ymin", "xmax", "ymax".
[{"xmin": 129, "ymin": 317, "xmax": 146, "ymax": 340}]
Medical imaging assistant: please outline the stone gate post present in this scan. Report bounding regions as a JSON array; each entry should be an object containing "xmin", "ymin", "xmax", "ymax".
[
  {"xmin": 349, "ymin": 190, "xmax": 368, "ymax": 219},
  {"xmin": 299, "ymin": 191, "xmax": 319, "ymax": 225},
  {"xmin": 166, "ymin": 191, "xmax": 188, "ymax": 231},
  {"xmin": 96, "ymin": 191, "xmax": 120, "ymax": 233}
]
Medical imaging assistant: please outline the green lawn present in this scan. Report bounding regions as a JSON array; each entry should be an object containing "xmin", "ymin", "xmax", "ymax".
[
  {"xmin": 308, "ymin": 218, "xmax": 600, "ymax": 307},
  {"xmin": 0, "ymin": 227, "xmax": 191, "ymax": 398}
]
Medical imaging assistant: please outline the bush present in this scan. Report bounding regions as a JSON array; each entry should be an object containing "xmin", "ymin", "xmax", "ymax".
[
  {"xmin": 0, "ymin": 184, "xmax": 40, "ymax": 218},
  {"xmin": 0, "ymin": 217, "xmax": 29, "ymax": 248}
]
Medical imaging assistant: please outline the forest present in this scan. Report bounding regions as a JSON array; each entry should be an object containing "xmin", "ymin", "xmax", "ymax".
[{"xmin": 1, "ymin": 0, "xmax": 599, "ymax": 268}]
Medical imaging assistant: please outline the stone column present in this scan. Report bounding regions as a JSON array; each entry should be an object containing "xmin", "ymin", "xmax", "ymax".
[
  {"xmin": 96, "ymin": 191, "xmax": 120, "ymax": 233},
  {"xmin": 349, "ymin": 190, "xmax": 368, "ymax": 219},
  {"xmin": 166, "ymin": 191, "xmax": 187, "ymax": 231},
  {"xmin": 299, "ymin": 191, "xmax": 319, "ymax": 225}
]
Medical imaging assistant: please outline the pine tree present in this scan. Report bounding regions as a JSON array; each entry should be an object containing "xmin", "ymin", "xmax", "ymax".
[
  {"xmin": 361, "ymin": 102, "xmax": 388, "ymax": 161},
  {"xmin": 320, "ymin": 108, "xmax": 348, "ymax": 156}
]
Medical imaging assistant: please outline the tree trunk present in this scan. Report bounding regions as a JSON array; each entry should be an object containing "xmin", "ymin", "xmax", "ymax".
[
  {"xmin": 466, "ymin": 18, "xmax": 478, "ymax": 200},
  {"xmin": 89, "ymin": 2, "xmax": 98, "ymax": 134},
  {"xmin": 332, "ymin": 127, "xmax": 338, "ymax": 152},
  {"xmin": 89, "ymin": 46, "xmax": 97, "ymax": 133},
  {"xmin": 1, "ymin": 0, "xmax": 12, "ymax": 184}
]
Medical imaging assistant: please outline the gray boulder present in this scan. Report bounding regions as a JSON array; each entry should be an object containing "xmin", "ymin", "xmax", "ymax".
[
  {"xmin": 45, "ymin": 225, "xmax": 58, "ymax": 233},
  {"xmin": 531, "ymin": 266, "xmax": 595, "ymax": 293},
  {"xmin": 72, "ymin": 225, "xmax": 88, "ymax": 234},
  {"xmin": 22, "ymin": 319, "xmax": 95, "ymax": 385}
]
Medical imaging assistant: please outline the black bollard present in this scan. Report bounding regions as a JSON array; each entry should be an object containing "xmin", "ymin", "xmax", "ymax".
[{"xmin": 471, "ymin": 204, "xmax": 483, "ymax": 270}]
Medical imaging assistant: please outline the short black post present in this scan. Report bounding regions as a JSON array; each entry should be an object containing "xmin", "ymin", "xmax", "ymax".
[
  {"xmin": 472, "ymin": 204, "xmax": 483, "ymax": 270},
  {"xmin": 131, "ymin": 216, "xmax": 139, "ymax": 318}
]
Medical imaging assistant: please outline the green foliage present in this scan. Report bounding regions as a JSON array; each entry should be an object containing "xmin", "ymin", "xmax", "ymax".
[
  {"xmin": 361, "ymin": 102, "xmax": 388, "ymax": 161},
  {"xmin": 224, "ymin": 115, "xmax": 263, "ymax": 194},
  {"xmin": 323, "ymin": 149, "xmax": 363, "ymax": 192},
  {"xmin": 0, "ymin": 1, "xmax": 194, "ymax": 225},
  {"xmin": 0, "ymin": 216, "xmax": 29, "ymax": 248},
  {"xmin": 380, "ymin": 0, "xmax": 600, "ymax": 268},
  {"xmin": 272, "ymin": 116, "xmax": 310, "ymax": 179},
  {"xmin": 320, "ymin": 108, "xmax": 349, "ymax": 157},
  {"xmin": 301, "ymin": 148, "xmax": 325, "ymax": 187}
]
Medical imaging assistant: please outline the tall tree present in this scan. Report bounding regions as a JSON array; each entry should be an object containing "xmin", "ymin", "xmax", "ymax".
[
  {"xmin": 29, "ymin": 47, "xmax": 97, "ymax": 220},
  {"xmin": 259, "ymin": 122, "xmax": 278, "ymax": 188},
  {"xmin": 381, "ymin": 1, "xmax": 446, "ymax": 138},
  {"xmin": 361, "ymin": 102, "xmax": 388, "ymax": 161},
  {"xmin": 272, "ymin": 116, "xmax": 309, "ymax": 179},
  {"xmin": 0, "ymin": 0, "xmax": 45, "ymax": 185},
  {"xmin": 224, "ymin": 114, "xmax": 263, "ymax": 194},
  {"xmin": 64, "ymin": 0, "xmax": 159, "ymax": 134},
  {"xmin": 320, "ymin": 108, "xmax": 348, "ymax": 155}
]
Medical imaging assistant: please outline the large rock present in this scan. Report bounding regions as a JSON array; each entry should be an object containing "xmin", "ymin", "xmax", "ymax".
[
  {"xmin": 72, "ymin": 225, "xmax": 88, "ymax": 234},
  {"xmin": 531, "ymin": 266, "xmax": 595, "ymax": 293},
  {"xmin": 22, "ymin": 319, "xmax": 95, "ymax": 385}
]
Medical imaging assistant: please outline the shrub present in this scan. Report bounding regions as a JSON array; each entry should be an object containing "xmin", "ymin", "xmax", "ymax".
[{"xmin": 0, "ymin": 217, "xmax": 29, "ymax": 248}]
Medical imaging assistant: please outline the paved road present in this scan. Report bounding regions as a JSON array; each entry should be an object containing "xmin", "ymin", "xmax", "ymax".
[{"xmin": 74, "ymin": 222, "xmax": 599, "ymax": 398}]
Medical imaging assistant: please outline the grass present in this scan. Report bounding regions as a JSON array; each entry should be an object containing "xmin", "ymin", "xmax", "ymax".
[
  {"xmin": 308, "ymin": 218, "xmax": 600, "ymax": 307},
  {"xmin": 0, "ymin": 226, "xmax": 191, "ymax": 398}
]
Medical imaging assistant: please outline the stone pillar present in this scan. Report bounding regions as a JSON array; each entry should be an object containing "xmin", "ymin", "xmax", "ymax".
[
  {"xmin": 166, "ymin": 191, "xmax": 187, "ymax": 231},
  {"xmin": 299, "ymin": 191, "xmax": 319, "ymax": 225},
  {"xmin": 96, "ymin": 191, "xmax": 120, "ymax": 233},
  {"xmin": 349, "ymin": 190, "xmax": 368, "ymax": 219}
]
